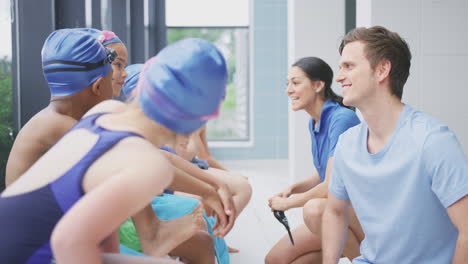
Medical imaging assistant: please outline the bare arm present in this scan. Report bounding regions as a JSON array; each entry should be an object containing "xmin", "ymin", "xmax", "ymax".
[
  {"xmin": 447, "ymin": 195, "xmax": 468, "ymax": 264},
  {"xmin": 5, "ymin": 114, "xmax": 77, "ymax": 186},
  {"xmin": 322, "ymin": 193, "xmax": 350, "ymax": 264},
  {"xmin": 270, "ymin": 158, "xmax": 333, "ymax": 211},
  {"xmin": 192, "ymin": 126, "xmax": 227, "ymax": 170},
  {"xmin": 203, "ymin": 155, "xmax": 227, "ymax": 171},
  {"xmin": 51, "ymin": 146, "xmax": 173, "ymax": 264},
  {"xmin": 100, "ymin": 231, "xmax": 120, "ymax": 253},
  {"xmin": 161, "ymin": 149, "xmax": 236, "ymax": 232},
  {"xmin": 161, "ymin": 150, "xmax": 224, "ymax": 189},
  {"xmin": 130, "ymin": 148, "xmax": 234, "ymax": 239},
  {"xmin": 130, "ymin": 163, "xmax": 230, "ymax": 247},
  {"xmin": 131, "ymin": 205, "xmax": 162, "ymax": 257},
  {"xmin": 165, "ymin": 164, "xmax": 234, "ymax": 237},
  {"xmin": 289, "ymin": 172, "xmax": 321, "ymax": 194},
  {"xmin": 288, "ymin": 158, "xmax": 333, "ymax": 206}
]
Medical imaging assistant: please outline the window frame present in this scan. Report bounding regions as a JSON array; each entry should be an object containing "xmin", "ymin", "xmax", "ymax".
[{"xmin": 166, "ymin": 1, "xmax": 254, "ymax": 147}]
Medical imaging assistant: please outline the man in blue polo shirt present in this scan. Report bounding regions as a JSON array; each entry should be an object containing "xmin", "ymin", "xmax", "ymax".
[{"xmin": 322, "ymin": 26, "xmax": 468, "ymax": 264}]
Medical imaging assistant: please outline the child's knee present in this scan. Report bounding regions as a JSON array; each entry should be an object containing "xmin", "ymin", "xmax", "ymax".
[
  {"xmin": 241, "ymin": 178, "xmax": 253, "ymax": 199},
  {"xmin": 231, "ymin": 175, "xmax": 253, "ymax": 199}
]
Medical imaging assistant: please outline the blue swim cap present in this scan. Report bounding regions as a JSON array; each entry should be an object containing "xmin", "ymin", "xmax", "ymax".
[
  {"xmin": 76, "ymin": 28, "xmax": 123, "ymax": 46},
  {"xmin": 137, "ymin": 38, "xmax": 227, "ymax": 135},
  {"xmin": 122, "ymin": 64, "xmax": 144, "ymax": 98},
  {"xmin": 42, "ymin": 28, "xmax": 113, "ymax": 97},
  {"xmin": 100, "ymin": 30, "xmax": 123, "ymax": 46}
]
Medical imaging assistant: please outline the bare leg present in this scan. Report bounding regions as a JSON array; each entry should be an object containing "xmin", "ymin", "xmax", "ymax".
[
  {"xmin": 348, "ymin": 205, "xmax": 365, "ymax": 242},
  {"xmin": 169, "ymin": 230, "xmax": 215, "ymax": 264},
  {"xmin": 102, "ymin": 253, "xmax": 181, "ymax": 264},
  {"xmin": 343, "ymin": 205, "xmax": 364, "ymax": 260},
  {"xmin": 303, "ymin": 198, "xmax": 363, "ymax": 260},
  {"xmin": 169, "ymin": 191, "xmax": 240, "ymax": 254},
  {"xmin": 173, "ymin": 191, "xmax": 201, "ymax": 200},
  {"xmin": 228, "ymin": 246, "xmax": 240, "ymax": 253},
  {"xmin": 343, "ymin": 229, "xmax": 360, "ymax": 260},
  {"xmin": 133, "ymin": 204, "xmax": 206, "ymax": 257},
  {"xmin": 291, "ymin": 251, "xmax": 322, "ymax": 264},
  {"xmin": 204, "ymin": 168, "xmax": 251, "ymax": 252},
  {"xmin": 265, "ymin": 224, "xmax": 321, "ymax": 264},
  {"xmin": 302, "ymin": 198, "xmax": 327, "ymax": 235}
]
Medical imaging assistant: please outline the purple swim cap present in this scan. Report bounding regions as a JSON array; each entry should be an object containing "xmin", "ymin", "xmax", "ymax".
[
  {"xmin": 42, "ymin": 29, "xmax": 113, "ymax": 97},
  {"xmin": 137, "ymin": 38, "xmax": 227, "ymax": 135}
]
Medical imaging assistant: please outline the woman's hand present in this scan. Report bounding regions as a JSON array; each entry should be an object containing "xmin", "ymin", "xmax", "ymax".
[
  {"xmin": 268, "ymin": 196, "xmax": 293, "ymax": 211},
  {"xmin": 277, "ymin": 186, "xmax": 294, "ymax": 198},
  {"xmin": 268, "ymin": 186, "xmax": 293, "ymax": 202}
]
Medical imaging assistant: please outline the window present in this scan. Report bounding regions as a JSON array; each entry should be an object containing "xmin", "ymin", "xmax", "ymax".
[
  {"xmin": 166, "ymin": 0, "xmax": 250, "ymax": 142},
  {"xmin": 0, "ymin": 0, "xmax": 13, "ymax": 191}
]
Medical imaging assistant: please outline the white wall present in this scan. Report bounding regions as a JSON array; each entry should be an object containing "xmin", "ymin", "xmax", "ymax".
[
  {"xmin": 359, "ymin": 0, "xmax": 468, "ymax": 154},
  {"xmin": 288, "ymin": 0, "xmax": 468, "ymax": 183},
  {"xmin": 287, "ymin": 0, "xmax": 345, "ymax": 183}
]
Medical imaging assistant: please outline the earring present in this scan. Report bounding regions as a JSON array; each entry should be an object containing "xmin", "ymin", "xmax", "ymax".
[{"xmin": 315, "ymin": 89, "xmax": 322, "ymax": 94}]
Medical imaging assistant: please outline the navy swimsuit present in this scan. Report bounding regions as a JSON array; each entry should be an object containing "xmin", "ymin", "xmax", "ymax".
[{"xmin": 0, "ymin": 113, "xmax": 140, "ymax": 264}]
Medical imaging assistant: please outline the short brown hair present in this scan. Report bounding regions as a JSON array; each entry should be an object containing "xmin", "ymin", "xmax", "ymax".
[{"xmin": 339, "ymin": 26, "xmax": 411, "ymax": 99}]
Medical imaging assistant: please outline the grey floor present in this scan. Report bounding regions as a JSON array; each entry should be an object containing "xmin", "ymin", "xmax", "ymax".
[{"xmin": 221, "ymin": 160, "xmax": 351, "ymax": 264}]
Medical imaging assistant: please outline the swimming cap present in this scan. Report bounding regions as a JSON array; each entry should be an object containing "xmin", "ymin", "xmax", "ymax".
[
  {"xmin": 137, "ymin": 38, "xmax": 227, "ymax": 135},
  {"xmin": 122, "ymin": 64, "xmax": 144, "ymax": 99},
  {"xmin": 76, "ymin": 28, "xmax": 123, "ymax": 46},
  {"xmin": 99, "ymin": 30, "xmax": 123, "ymax": 46},
  {"xmin": 42, "ymin": 28, "xmax": 113, "ymax": 97}
]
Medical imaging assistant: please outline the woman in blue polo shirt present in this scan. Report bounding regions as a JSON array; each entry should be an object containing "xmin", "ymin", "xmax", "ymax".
[{"xmin": 266, "ymin": 57, "xmax": 362, "ymax": 264}]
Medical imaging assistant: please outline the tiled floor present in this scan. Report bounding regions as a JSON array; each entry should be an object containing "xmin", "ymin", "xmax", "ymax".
[{"xmin": 221, "ymin": 160, "xmax": 351, "ymax": 264}]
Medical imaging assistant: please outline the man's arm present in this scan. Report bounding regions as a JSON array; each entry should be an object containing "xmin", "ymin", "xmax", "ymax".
[
  {"xmin": 447, "ymin": 195, "xmax": 468, "ymax": 264},
  {"xmin": 423, "ymin": 128, "xmax": 468, "ymax": 263},
  {"xmin": 322, "ymin": 193, "xmax": 351, "ymax": 264}
]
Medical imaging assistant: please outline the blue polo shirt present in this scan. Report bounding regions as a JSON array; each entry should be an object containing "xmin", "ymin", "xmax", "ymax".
[
  {"xmin": 329, "ymin": 105, "xmax": 468, "ymax": 264},
  {"xmin": 309, "ymin": 99, "xmax": 360, "ymax": 182}
]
